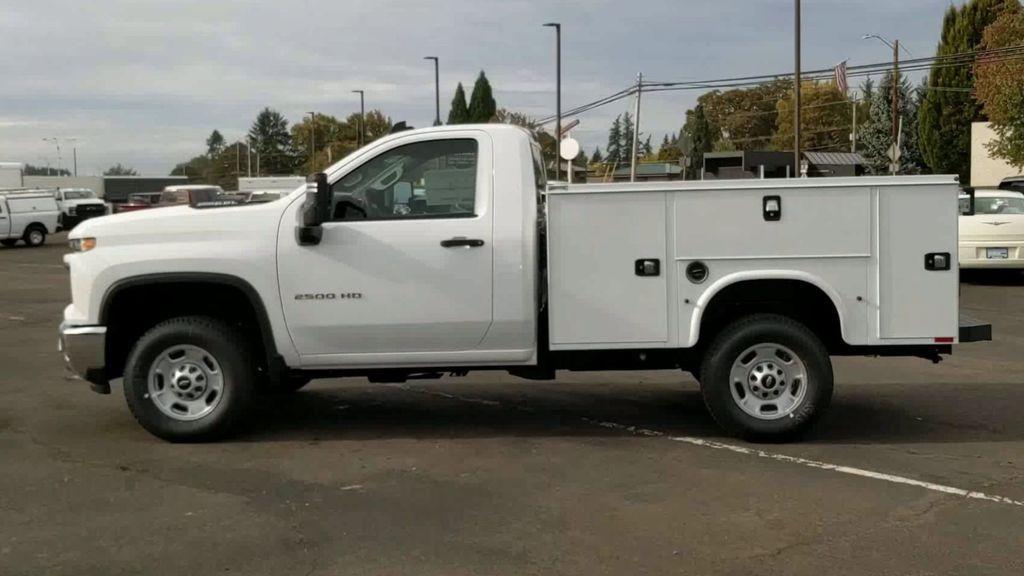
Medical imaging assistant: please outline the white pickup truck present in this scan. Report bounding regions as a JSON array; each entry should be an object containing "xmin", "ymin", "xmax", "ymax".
[{"xmin": 59, "ymin": 124, "xmax": 990, "ymax": 442}]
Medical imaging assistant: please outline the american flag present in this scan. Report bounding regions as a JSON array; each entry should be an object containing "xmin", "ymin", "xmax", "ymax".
[{"xmin": 834, "ymin": 60, "xmax": 849, "ymax": 95}]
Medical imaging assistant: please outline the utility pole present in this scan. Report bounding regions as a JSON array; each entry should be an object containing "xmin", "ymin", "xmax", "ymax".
[
  {"xmin": 543, "ymin": 22, "xmax": 562, "ymax": 181},
  {"xmin": 352, "ymin": 90, "xmax": 365, "ymax": 147},
  {"xmin": 793, "ymin": 0, "xmax": 802, "ymax": 176},
  {"xmin": 630, "ymin": 72, "xmax": 643, "ymax": 183},
  {"xmin": 424, "ymin": 56, "xmax": 440, "ymax": 126},
  {"xmin": 64, "ymin": 137, "xmax": 80, "ymax": 176},
  {"xmin": 246, "ymin": 138, "xmax": 252, "ymax": 178},
  {"xmin": 851, "ymin": 96, "xmax": 858, "ymax": 153},
  {"xmin": 891, "ymin": 39, "xmax": 900, "ymax": 175},
  {"xmin": 307, "ymin": 111, "xmax": 316, "ymax": 173}
]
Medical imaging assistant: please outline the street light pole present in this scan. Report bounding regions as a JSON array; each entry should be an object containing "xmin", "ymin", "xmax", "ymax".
[
  {"xmin": 543, "ymin": 22, "xmax": 562, "ymax": 181},
  {"xmin": 794, "ymin": 0, "xmax": 802, "ymax": 176},
  {"xmin": 352, "ymin": 90, "xmax": 365, "ymax": 147},
  {"xmin": 424, "ymin": 56, "xmax": 440, "ymax": 126}
]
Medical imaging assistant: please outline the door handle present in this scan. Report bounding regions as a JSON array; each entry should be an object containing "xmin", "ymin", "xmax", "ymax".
[{"xmin": 441, "ymin": 237, "xmax": 485, "ymax": 248}]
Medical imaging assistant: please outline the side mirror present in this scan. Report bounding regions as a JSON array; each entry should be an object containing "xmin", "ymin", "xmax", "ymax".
[
  {"xmin": 959, "ymin": 188, "xmax": 975, "ymax": 216},
  {"xmin": 298, "ymin": 172, "xmax": 330, "ymax": 245}
]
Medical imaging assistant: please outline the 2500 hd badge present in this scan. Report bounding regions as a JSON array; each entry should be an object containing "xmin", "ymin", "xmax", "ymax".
[{"xmin": 294, "ymin": 292, "xmax": 363, "ymax": 300}]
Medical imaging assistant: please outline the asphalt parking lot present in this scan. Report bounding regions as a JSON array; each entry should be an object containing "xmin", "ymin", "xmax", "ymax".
[{"xmin": 1, "ymin": 234, "xmax": 1022, "ymax": 575}]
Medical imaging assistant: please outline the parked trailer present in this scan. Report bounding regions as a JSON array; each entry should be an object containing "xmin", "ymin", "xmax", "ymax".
[{"xmin": 59, "ymin": 124, "xmax": 990, "ymax": 442}]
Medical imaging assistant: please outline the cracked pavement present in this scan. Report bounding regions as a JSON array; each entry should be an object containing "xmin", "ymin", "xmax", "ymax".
[{"xmin": 1, "ymin": 235, "xmax": 1023, "ymax": 575}]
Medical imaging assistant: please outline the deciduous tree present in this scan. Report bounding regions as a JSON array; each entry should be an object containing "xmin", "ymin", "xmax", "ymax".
[{"xmin": 974, "ymin": 6, "xmax": 1024, "ymax": 169}]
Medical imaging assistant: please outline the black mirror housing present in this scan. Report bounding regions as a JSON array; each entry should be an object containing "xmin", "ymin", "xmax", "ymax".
[
  {"xmin": 298, "ymin": 172, "xmax": 330, "ymax": 245},
  {"xmin": 959, "ymin": 187, "xmax": 976, "ymax": 216}
]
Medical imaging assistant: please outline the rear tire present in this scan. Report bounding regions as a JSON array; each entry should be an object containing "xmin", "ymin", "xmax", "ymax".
[
  {"xmin": 123, "ymin": 316, "xmax": 257, "ymax": 442},
  {"xmin": 699, "ymin": 314, "xmax": 833, "ymax": 441},
  {"xmin": 23, "ymin": 226, "xmax": 46, "ymax": 247}
]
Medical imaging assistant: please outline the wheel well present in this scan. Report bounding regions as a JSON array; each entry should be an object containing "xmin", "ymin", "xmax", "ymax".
[
  {"xmin": 698, "ymin": 280, "xmax": 843, "ymax": 352},
  {"xmin": 102, "ymin": 278, "xmax": 276, "ymax": 380}
]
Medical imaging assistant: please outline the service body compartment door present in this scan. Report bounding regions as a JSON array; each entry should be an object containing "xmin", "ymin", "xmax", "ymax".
[
  {"xmin": 547, "ymin": 191, "xmax": 668, "ymax": 348},
  {"xmin": 877, "ymin": 184, "xmax": 959, "ymax": 340}
]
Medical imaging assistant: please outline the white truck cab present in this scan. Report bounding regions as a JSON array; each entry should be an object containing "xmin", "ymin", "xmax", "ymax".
[
  {"xmin": 59, "ymin": 124, "xmax": 990, "ymax": 442},
  {"xmin": 0, "ymin": 189, "xmax": 60, "ymax": 247},
  {"xmin": 53, "ymin": 188, "xmax": 107, "ymax": 230}
]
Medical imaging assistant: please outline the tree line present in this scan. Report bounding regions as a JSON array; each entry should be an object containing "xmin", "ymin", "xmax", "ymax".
[{"xmin": 588, "ymin": 0, "xmax": 1024, "ymax": 183}]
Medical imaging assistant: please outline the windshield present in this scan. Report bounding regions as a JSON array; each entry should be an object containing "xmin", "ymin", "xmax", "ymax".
[
  {"xmin": 975, "ymin": 196, "xmax": 1024, "ymax": 215},
  {"xmin": 63, "ymin": 190, "xmax": 95, "ymax": 200}
]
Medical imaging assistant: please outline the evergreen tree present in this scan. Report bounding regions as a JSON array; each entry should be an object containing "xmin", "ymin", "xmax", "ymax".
[
  {"xmin": 620, "ymin": 112, "xmax": 635, "ymax": 163},
  {"xmin": 467, "ymin": 71, "xmax": 497, "ymax": 123},
  {"xmin": 859, "ymin": 72, "xmax": 926, "ymax": 175},
  {"xmin": 248, "ymin": 107, "xmax": 295, "ymax": 175},
  {"xmin": 682, "ymin": 104, "xmax": 714, "ymax": 180},
  {"xmin": 605, "ymin": 116, "xmax": 622, "ymax": 165},
  {"xmin": 919, "ymin": 0, "xmax": 1015, "ymax": 183},
  {"xmin": 206, "ymin": 129, "xmax": 225, "ymax": 157},
  {"xmin": 642, "ymin": 135, "xmax": 653, "ymax": 158},
  {"xmin": 591, "ymin": 146, "xmax": 603, "ymax": 164},
  {"xmin": 448, "ymin": 83, "xmax": 470, "ymax": 124}
]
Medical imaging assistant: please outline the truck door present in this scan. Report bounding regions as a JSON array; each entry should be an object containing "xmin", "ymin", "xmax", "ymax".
[
  {"xmin": 0, "ymin": 200, "xmax": 9, "ymax": 237},
  {"xmin": 277, "ymin": 132, "xmax": 494, "ymax": 361}
]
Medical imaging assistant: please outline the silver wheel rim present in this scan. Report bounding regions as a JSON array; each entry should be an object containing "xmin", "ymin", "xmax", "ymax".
[
  {"xmin": 729, "ymin": 342, "xmax": 808, "ymax": 420},
  {"xmin": 29, "ymin": 230, "xmax": 43, "ymax": 244},
  {"xmin": 146, "ymin": 344, "xmax": 224, "ymax": 421}
]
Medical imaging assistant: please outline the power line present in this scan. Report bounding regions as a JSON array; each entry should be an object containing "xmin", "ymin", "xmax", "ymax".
[{"xmin": 537, "ymin": 44, "xmax": 1024, "ymax": 125}]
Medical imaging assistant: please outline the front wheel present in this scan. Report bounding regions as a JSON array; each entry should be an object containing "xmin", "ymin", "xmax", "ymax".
[
  {"xmin": 699, "ymin": 314, "xmax": 833, "ymax": 441},
  {"xmin": 123, "ymin": 316, "xmax": 257, "ymax": 442}
]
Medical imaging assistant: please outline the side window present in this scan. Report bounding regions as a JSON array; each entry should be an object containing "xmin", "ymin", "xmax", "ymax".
[{"xmin": 330, "ymin": 139, "xmax": 478, "ymax": 221}]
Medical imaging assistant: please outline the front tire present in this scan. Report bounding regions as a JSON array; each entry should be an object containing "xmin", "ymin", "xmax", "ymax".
[
  {"xmin": 699, "ymin": 314, "xmax": 833, "ymax": 441},
  {"xmin": 123, "ymin": 316, "xmax": 257, "ymax": 441}
]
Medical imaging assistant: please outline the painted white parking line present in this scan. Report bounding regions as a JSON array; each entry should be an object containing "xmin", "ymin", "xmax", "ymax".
[
  {"xmin": 394, "ymin": 384, "xmax": 1024, "ymax": 508},
  {"xmin": 586, "ymin": 419, "xmax": 1024, "ymax": 508}
]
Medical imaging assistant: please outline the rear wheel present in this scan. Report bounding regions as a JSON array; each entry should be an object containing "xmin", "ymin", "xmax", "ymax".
[
  {"xmin": 699, "ymin": 314, "xmax": 833, "ymax": 441},
  {"xmin": 23, "ymin": 226, "xmax": 46, "ymax": 247},
  {"xmin": 123, "ymin": 316, "xmax": 257, "ymax": 442}
]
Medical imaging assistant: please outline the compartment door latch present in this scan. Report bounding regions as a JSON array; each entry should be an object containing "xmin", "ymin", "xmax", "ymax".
[
  {"xmin": 925, "ymin": 252, "xmax": 951, "ymax": 271},
  {"xmin": 763, "ymin": 195, "xmax": 782, "ymax": 221}
]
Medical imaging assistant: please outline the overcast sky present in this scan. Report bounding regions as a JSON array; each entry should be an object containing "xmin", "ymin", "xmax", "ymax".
[{"xmin": 2, "ymin": 0, "xmax": 948, "ymax": 176}]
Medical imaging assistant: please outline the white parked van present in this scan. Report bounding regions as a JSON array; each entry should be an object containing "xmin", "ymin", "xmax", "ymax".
[{"xmin": 0, "ymin": 190, "xmax": 60, "ymax": 247}]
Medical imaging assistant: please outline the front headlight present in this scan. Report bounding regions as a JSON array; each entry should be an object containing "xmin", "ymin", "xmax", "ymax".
[{"xmin": 69, "ymin": 237, "xmax": 97, "ymax": 252}]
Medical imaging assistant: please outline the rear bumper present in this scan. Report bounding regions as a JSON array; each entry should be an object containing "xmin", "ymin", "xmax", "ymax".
[
  {"xmin": 58, "ymin": 322, "xmax": 109, "ymax": 393},
  {"xmin": 959, "ymin": 242, "xmax": 1024, "ymax": 269},
  {"xmin": 959, "ymin": 313, "xmax": 992, "ymax": 343}
]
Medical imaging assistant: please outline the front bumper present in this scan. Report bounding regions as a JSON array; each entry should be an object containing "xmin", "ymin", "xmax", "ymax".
[{"xmin": 58, "ymin": 322, "xmax": 109, "ymax": 393}]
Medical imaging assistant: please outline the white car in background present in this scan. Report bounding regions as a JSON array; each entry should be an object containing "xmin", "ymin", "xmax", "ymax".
[{"xmin": 959, "ymin": 189, "xmax": 1024, "ymax": 269}]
